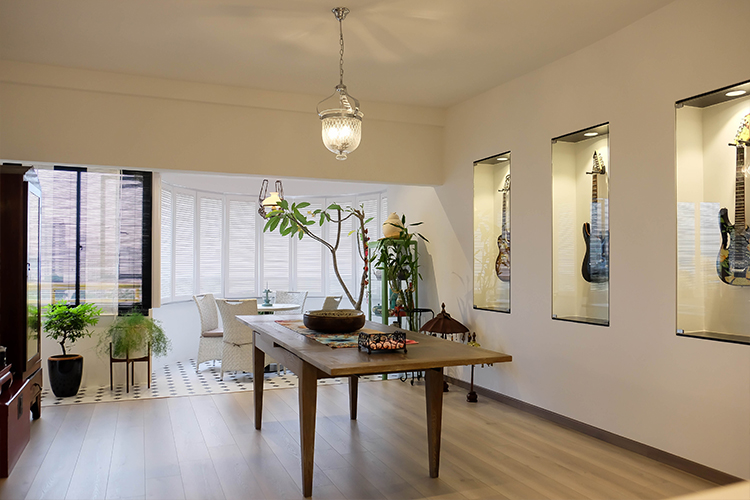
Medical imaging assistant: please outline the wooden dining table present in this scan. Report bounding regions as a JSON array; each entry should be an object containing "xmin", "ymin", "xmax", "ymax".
[{"xmin": 237, "ymin": 314, "xmax": 512, "ymax": 497}]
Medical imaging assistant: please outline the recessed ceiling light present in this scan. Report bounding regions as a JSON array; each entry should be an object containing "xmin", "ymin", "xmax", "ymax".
[
  {"xmin": 496, "ymin": 157, "xmax": 508, "ymax": 161},
  {"xmin": 726, "ymin": 90, "xmax": 747, "ymax": 97},
  {"xmin": 584, "ymin": 132, "xmax": 598, "ymax": 137}
]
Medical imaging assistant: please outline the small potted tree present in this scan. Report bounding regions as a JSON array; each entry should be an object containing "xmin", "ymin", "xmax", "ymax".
[
  {"xmin": 98, "ymin": 312, "xmax": 171, "ymax": 392},
  {"xmin": 44, "ymin": 302, "xmax": 102, "ymax": 397}
]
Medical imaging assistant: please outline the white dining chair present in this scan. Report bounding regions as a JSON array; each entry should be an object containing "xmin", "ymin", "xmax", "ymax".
[
  {"xmin": 274, "ymin": 290, "xmax": 308, "ymax": 314},
  {"xmin": 216, "ymin": 299, "xmax": 258, "ymax": 380},
  {"xmin": 194, "ymin": 294, "xmax": 223, "ymax": 372},
  {"xmin": 321, "ymin": 295, "xmax": 342, "ymax": 310}
]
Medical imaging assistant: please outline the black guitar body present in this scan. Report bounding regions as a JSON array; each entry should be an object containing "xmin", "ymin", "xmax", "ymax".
[{"xmin": 582, "ymin": 222, "xmax": 609, "ymax": 283}]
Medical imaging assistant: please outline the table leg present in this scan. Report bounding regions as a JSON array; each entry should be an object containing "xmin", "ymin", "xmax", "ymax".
[
  {"xmin": 298, "ymin": 361, "xmax": 318, "ymax": 497},
  {"xmin": 349, "ymin": 375, "xmax": 358, "ymax": 420},
  {"xmin": 254, "ymin": 345, "xmax": 265, "ymax": 430},
  {"xmin": 424, "ymin": 367, "xmax": 444, "ymax": 478}
]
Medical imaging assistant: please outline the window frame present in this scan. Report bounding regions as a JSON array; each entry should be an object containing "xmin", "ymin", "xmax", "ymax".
[
  {"xmin": 159, "ymin": 183, "xmax": 387, "ymax": 305},
  {"xmin": 46, "ymin": 165, "xmax": 152, "ymax": 314}
]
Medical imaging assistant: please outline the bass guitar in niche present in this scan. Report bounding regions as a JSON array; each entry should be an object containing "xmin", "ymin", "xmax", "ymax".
[
  {"xmin": 495, "ymin": 174, "xmax": 510, "ymax": 282},
  {"xmin": 717, "ymin": 114, "xmax": 750, "ymax": 286},
  {"xmin": 582, "ymin": 151, "xmax": 609, "ymax": 283}
]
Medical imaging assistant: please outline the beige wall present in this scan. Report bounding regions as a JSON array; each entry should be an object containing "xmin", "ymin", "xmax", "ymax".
[
  {"xmin": 390, "ymin": 0, "xmax": 750, "ymax": 480},
  {"xmin": 0, "ymin": 60, "xmax": 444, "ymax": 184},
  {"xmin": 3, "ymin": 0, "xmax": 748, "ymax": 481}
]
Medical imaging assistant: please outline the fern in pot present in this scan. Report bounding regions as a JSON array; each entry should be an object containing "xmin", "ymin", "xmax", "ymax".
[{"xmin": 99, "ymin": 312, "xmax": 171, "ymax": 360}]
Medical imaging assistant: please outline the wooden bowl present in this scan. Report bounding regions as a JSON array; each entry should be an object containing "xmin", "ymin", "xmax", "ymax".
[{"xmin": 303, "ymin": 309, "xmax": 366, "ymax": 333}]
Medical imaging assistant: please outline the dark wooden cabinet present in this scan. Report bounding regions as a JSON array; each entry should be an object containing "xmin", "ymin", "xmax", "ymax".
[{"xmin": 0, "ymin": 164, "xmax": 42, "ymax": 477}]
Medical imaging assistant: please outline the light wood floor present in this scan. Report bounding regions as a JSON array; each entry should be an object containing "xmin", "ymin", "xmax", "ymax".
[{"xmin": 1, "ymin": 379, "xmax": 717, "ymax": 500}]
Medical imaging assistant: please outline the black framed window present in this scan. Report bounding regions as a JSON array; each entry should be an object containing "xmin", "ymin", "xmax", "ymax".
[{"xmin": 39, "ymin": 167, "xmax": 152, "ymax": 314}]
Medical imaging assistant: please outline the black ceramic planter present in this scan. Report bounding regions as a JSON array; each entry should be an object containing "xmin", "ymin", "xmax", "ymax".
[{"xmin": 48, "ymin": 354, "xmax": 83, "ymax": 397}]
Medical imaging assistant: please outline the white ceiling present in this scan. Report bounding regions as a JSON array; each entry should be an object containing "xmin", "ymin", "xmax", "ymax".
[{"xmin": 0, "ymin": 0, "xmax": 674, "ymax": 108}]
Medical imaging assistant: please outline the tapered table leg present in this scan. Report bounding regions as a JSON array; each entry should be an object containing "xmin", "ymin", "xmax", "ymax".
[
  {"xmin": 424, "ymin": 367, "xmax": 444, "ymax": 478},
  {"xmin": 349, "ymin": 375, "xmax": 358, "ymax": 420},
  {"xmin": 254, "ymin": 344, "xmax": 265, "ymax": 430},
  {"xmin": 298, "ymin": 361, "xmax": 318, "ymax": 497}
]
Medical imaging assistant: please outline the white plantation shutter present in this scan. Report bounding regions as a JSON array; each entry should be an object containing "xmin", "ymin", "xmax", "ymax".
[
  {"xmin": 174, "ymin": 190, "xmax": 196, "ymax": 298},
  {"xmin": 296, "ymin": 201, "xmax": 323, "ymax": 293},
  {"xmin": 198, "ymin": 195, "xmax": 223, "ymax": 295},
  {"xmin": 226, "ymin": 198, "xmax": 256, "ymax": 297},
  {"xmin": 263, "ymin": 223, "xmax": 290, "ymax": 291},
  {"xmin": 161, "ymin": 188, "xmax": 173, "ymax": 300},
  {"xmin": 159, "ymin": 184, "xmax": 385, "ymax": 304},
  {"xmin": 380, "ymin": 195, "xmax": 388, "ymax": 239}
]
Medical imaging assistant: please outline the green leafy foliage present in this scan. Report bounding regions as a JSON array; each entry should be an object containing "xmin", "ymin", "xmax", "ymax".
[
  {"xmin": 43, "ymin": 302, "xmax": 103, "ymax": 355},
  {"xmin": 262, "ymin": 200, "xmax": 371, "ymax": 310},
  {"xmin": 99, "ymin": 312, "xmax": 171, "ymax": 359},
  {"xmin": 370, "ymin": 215, "xmax": 428, "ymax": 330}
]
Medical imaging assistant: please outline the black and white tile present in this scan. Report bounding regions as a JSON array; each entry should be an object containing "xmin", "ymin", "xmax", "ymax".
[{"xmin": 41, "ymin": 358, "xmax": 397, "ymax": 406}]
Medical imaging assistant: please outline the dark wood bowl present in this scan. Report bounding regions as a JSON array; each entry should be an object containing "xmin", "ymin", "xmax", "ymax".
[{"xmin": 303, "ymin": 309, "xmax": 366, "ymax": 333}]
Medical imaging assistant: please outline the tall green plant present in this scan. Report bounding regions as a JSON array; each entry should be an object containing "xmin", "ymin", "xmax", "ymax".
[
  {"xmin": 370, "ymin": 215, "xmax": 428, "ymax": 330},
  {"xmin": 99, "ymin": 312, "xmax": 171, "ymax": 358},
  {"xmin": 263, "ymin": 199, "xmax": 372, "ymax": 310},
  {"xmin": 44, "ymin": 303, "xmax": 103, "ymax": 355}
]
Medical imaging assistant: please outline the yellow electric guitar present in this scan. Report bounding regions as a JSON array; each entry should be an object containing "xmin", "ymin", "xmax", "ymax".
[{"xmin": 717, "ymin": 114, "xmax": 750, "ymax": 285}]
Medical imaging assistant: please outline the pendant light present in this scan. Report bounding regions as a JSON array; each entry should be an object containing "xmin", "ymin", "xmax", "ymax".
[
  {"xmin": 258, "ymin": 179, "xmax": 284, "ymax": 218},
  {"xmin": 317, "ymin": 7, "xmax": 363, "ymax": 161}
]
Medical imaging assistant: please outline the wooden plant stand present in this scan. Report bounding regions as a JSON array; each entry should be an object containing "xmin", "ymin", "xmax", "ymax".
[{"xmin": 109, "ymin": 343, "xmax": 151, "ymax": 393}]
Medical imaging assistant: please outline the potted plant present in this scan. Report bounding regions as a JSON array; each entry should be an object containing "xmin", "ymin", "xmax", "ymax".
[
  {"xmin": 370, "ymin": 214, "xmax": 428, "ymax": 331},
  {"xmin": 99, "ymin": 312, "xmax": 171, "ymax": 359},
  {"xmin": 98, "ymin": 312, "xmax": 171, "ymax": 392},
  {"xmin": 44, "ymin": 302, "xmax": 102, "ymax": 397}
]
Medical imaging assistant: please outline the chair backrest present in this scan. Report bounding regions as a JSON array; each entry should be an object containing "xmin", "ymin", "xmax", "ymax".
[
  {"xmin": 274, "ymin": 291, "xmax": 308, "ymax": 314},
  {"xmin": 216, "ymin": 299, "xmax": 258, "ymax": 344},
  {"xmin": 193, "ymin": 294, "xmax": 219, "ymax": 333},
  {"xmin": 321, "ymin": 295, "xmax": 342, "ymax": 310}
]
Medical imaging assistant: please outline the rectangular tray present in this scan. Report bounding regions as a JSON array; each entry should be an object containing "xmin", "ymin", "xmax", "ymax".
[{"xmin": 357, "ymin": 331, "xmax": 407, "ymax": 354}]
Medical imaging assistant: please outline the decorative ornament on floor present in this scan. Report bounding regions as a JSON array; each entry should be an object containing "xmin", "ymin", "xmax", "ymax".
[
  {"xmin": 419, "ymin": 303, "xmax": 470, "ymax": 393},
  {"xmin": 317, "ymin": 7, "xmax": 363, "ymax": 160},
  {"xmin": 43, "ymin": 302, "xmax": 102, "ymax": 397},
  {"xmin": 465, "ymin": 332, "xmax": 483, "ymax": 403}
]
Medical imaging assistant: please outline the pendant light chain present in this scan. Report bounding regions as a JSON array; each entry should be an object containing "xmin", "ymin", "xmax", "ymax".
[
  {"xmin": 318, "ymin": 7, "xmax": 362, "ymax": 161},
  {"xmin": 339, "ymin": 18, "xmax": 345, "ymax": 86}
]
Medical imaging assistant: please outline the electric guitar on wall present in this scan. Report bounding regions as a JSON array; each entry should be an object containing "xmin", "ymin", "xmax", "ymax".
[
  {"xmin": 495, "ymin": 174, "xmax": 510, "ymax": 282},
  {"xmin": 717, "ymin": 114, "xmax": 750, "ymax": 286},
  {"xmin": 582, "ymin": 151, "xmax": 609, "ymax": 283}
]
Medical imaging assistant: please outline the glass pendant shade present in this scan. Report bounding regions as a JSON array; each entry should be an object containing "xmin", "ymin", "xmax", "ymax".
[
  {"xmin": 262, "ymin": 191, "xmax": 282, "ymax": 207},
  {"xmin": 318, "ymin": 85, "xmax": 363, "ymax": 160}
]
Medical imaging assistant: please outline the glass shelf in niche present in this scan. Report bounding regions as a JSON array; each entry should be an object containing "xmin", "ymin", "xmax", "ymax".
[
  {"xmin": 473, "ymin": 152, "xmax": 511, "ymax": 313},
  {"xmin": 676, "ymin": 80, "xmax": 750, "ymax": 345},
  {"xmin": 551, "ymin": 123, "xmax": 610, "ymax": 326}
]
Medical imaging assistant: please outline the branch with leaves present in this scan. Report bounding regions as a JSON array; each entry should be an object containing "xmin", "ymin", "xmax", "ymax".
[{"xmin": 263, "ymin": 199, "xmax": 372, "ymax": 310}]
